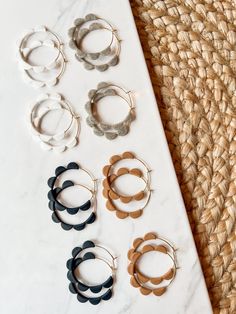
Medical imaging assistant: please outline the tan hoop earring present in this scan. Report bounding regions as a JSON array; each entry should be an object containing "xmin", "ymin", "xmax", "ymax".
[
  {"xmin": 102, "ymin": 152, "xmax": 151, "ymax": 219},
  {"xmin": 103, "ymin": 167, "xmax": 148, "ymax": 203},
  {"xmin": 127, "ymin": 232, "xmax": 178, "ymax": 296}
]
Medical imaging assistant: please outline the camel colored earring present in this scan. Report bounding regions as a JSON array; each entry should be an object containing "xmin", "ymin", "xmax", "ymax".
[
  {"xmin": 127, "ymin": 232, "xmax": 178, "ymax": 296},
  {"xmin": 102, "ymin": 152, "xmax": 151, "ymax": 219},
  {"xmin": 66, "ymin": 240, "xmax": 117, "ymax": 305},
  {"xmin": 68, "ymin": 14, "xmax": 121, "ymax": 71}
]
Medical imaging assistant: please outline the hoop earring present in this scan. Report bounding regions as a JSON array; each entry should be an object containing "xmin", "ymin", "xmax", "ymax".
[
  {"xmin": 48, "ymin": 181, "xmax": 94, "ymax": 215},
  {"xmin": 47, "ymin": 162, "xmax": 97, "ymax": 231},
  {"xmin": 17, "ymin": 25, "xmax": 66, "ymax": 88},
  {"xmin": 29, "ymin": 93, "xmax": 80, "ymax": 153},
  {"xmin": 103, "ymin": 168, "xmax": 149, "ymax": 203},
  {"xmin": 127, "ymin": 232, "xmax": 178, "ymax": 296},
  {"xmin": 102, "ymin": 152, "xmax": 152, "ymax": 219},
  {"xmin": 86, "ymin": 82, "xmax": 135, "ymax": 140},
  {"xmin": 67, "ymin": 240, "xmax": 116, "ymax": 305},
  {"xmin": 68, "ymin": 14, "xmax": 121, "ymax": 71}
]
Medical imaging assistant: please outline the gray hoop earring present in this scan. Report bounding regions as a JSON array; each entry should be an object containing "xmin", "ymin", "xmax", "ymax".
[
  {"xmin": 85, "ymin": 82, "xmax": 135, "ymax": 140},
  {"xmin": 68, "ymin": 14, "xmax": 121, "ymax": 72}
]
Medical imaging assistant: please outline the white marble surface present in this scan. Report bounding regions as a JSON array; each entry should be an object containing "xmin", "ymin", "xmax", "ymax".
[{"xmin": 0, "ymin": 0, "xmax": 213, "ymax": 313}]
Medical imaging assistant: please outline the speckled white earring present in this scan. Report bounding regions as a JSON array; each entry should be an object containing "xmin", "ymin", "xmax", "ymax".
[
  {"xmin": 85, "ymin": 82, "xmax": 135, "ymax": 140},
  {"xmin": 29, "ymin": 93, "xmax": 80, "ymax": 153},
  {"xmin": 68, "ymin": 14, "xmax": 121, "ymax": 72},
  {"xmin": 17, "ymin": 25, "xmax": 66, "ymax": 88}
]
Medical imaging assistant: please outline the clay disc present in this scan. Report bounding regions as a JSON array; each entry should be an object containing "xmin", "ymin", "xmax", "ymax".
[
  {"xmin": 122, "ymin": 151, "xmax": 135, "ymax": 159},
  {"xmin": 109, "ymin": 155, "xmax": 121, "ymax": 164},
  {"xmin": 129, "ymin": 209, "xmax": 143, "ymax": 219}
]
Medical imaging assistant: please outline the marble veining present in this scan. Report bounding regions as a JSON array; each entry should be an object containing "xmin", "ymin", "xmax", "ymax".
[{"xmin": 0, "ymin": 0, "xmax": 213, "ymax": 313}]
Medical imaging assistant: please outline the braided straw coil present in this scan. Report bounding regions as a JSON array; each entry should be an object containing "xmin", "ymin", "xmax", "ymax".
[{"xmin": 131, "ymin": 0, "xmax": 236, "ymax": 313}]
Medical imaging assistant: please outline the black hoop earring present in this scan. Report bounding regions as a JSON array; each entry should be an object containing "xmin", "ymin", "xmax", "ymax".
[
  {"xmin": 48, "ymin": 180, "xmax": 94, "ymax": 214},
  {"xmin": 66, "ymin": 240, "xmax": 116, "ymax": 305},
  {"xmin": 47, "ymin": 162, "xmax": 97, "ymax": 231}
]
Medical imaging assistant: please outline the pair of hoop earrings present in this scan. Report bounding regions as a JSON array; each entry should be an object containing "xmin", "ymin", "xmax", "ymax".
[
  {"xmin": 29, "ymin": 93, "xmax": 80, "ymax": 152},
  {"xmin": 67, "ymin": 240, "xmax": 116, "ymax": 305},
  {"xmin": 47, "ymin": 162, "xmax": 97, "ymax": 231},
  {"xmin": 102, "ymin": 152, "xmax": 152, "ymax": 219},
  {"xmin": 85, "ymin": 82, "xmax": 135, "ymax": 140},
  {"xmin": 17, "ymin": 25, "xmax": 66, "ymax": 88},
  {"xmin": 128, "ymin": 233, "xmax": 178, "ymax": 296},
  {"xmin": 68, "ymin": 14, "xmax": 120, "ymax": 72}
]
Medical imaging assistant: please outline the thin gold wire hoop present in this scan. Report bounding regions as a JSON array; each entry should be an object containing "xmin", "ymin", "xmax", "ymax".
[
  {"xmin": 76, "ymin": 25, "xmax": 114, "ymax": 55},
  {"xmin": 80, "ymin": 167, "xmax": 98, "ymax": 195},
  {"xmin": 23, "ymin": 49, "xmax": 66, "ymax": 85},
  {"xmin": 134, "ymin": 249, "xmax": 177, "ymax": 290},
  {"xmin": 95, "ymin": 257, "xmax": 116, "ymax": 275},
  {"xmin": 18, "ymin": 27, "xmax": 66, "ymax": 87},
  {"xmin": 51, "ymin": 162, "xmax": 96, "ymax": 195},
  {"xmin": 106, "ymin": 155, "xmax": 151, "ymax": 190},
  {"xmin": 19, "ymin": 28, "xmax": 63, "ymax": 68},
  {"xmin": 109, "ymin": 173, "xmax": 150, "ymax": 199},
  {"xmin": 128, "ymin": 233, "xmax": 178, "ymax": 296},
  {"xmin": 75, "ymin": 243, "xmax": 116, "ymax": 271},
  {"xmin": 72, "ymin": 18, "xmax": 120, "ymax": 59},
  {"xmin": 31, "ymin": 102, "xmax": 73, "ymax": 136},
  {"xmin": 95, "ymin": 245, "xmax": 117, "ymax": 271},
  {"xmin": 52, "ymin": 166, "xmax": 97, "ymax": 214},
  {"xmin": 58, "ymin": 182, "xmax": 95, "ymax": 202},
  {"xmin": 30, "ymin": 95, "xmax": 78, "ymax": 141},
  {"xmin": 92, "ymin": 83, "xmax": 134, "ymax": 110}
]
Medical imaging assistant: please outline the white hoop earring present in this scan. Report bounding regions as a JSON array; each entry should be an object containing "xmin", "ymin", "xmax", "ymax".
[
  {"xmin": 28, "ymin": 93, "xmax": 80, "ymax": 153},
  {"xmin": 17, "ymin": 25, "xmax": 66, "ymax": 88}
]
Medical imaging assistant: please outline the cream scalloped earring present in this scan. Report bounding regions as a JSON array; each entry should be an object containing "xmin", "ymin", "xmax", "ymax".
[
  {"xmin": 17, "ymin": 25, "xmax": 66, "ymax": 88},
  {"xmin": 28, "ymin": 93, "xmax": 80, "ymax": 152}
]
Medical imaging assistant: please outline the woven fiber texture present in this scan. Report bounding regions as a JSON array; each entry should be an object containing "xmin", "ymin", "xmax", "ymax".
[{"xmin": 131, "ymin": 0, "xmax": 236, "ymax": 313}]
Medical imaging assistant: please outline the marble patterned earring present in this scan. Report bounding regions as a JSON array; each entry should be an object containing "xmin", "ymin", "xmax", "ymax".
[
  {"xmin": 29, "ymin": 93, "xmax": 80, "ymax": 153},
  {"xmin": 127, "ymin": 232, "xmax": 178, "ymax": 296},
  {"xmin": 102, "ymin": 152, "xmax": 152, "ymax": 219},
  {"xmin": 68, "ymin": 14, "xmax": 121, "ymax": 71},
  {"xmin": 86, "ymin": 82, "xmax": 135, "ymax": 140},
  {"xmin": 67, "ymin": 240, "xmax": 116, "ymax": 305},
  {"xmin": 47, "ymin": 162, "xmax": 97, "ymax": 231},
  {"xmin": 17, "ymin": 25, "xmax": 66, "ymax": 88}
]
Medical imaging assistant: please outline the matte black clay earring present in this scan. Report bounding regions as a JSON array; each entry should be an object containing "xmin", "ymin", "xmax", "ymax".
[
  {"xmin": 67, "ymin": 240, "xmax": 116, "ymax": 305},
  {"xmin": 48, "ymin": 181, "xmax": 93, "ymax": 215},
  {"xmin": 47, "ymin": 162, "xmax": 97, "ymax": 231}
]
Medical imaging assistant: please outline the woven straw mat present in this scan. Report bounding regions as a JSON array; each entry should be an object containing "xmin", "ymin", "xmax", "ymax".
[{"xmin": 131, "ymin": 0, "xmax": 236, "ymax": 313}]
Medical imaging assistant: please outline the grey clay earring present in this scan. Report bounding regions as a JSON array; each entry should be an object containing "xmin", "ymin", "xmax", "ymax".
[
  {"xmin": 85, "ymin": 82, "xmax": 135, "ymax": 140},
  {"xmin": 68, "ymin": 14, "xmax": 121, "ymax": 72}
]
